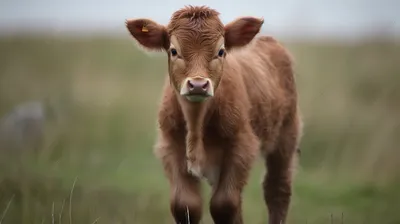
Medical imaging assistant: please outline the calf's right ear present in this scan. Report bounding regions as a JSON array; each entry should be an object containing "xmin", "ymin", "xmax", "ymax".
[{"xmin": 125, "ymin": 18, "xmax": 170, "ymax": 51}]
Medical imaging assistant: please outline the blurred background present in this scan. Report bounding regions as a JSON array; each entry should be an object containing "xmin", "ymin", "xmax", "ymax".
[{"xmin": 0, "ymin": 0, "xmax": 399, "ymax": 223}]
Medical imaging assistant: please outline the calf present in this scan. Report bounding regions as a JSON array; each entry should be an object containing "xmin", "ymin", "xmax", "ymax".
[{"xmin": 126, "ymin": 5, "xmax": 302, "ymax": 224}]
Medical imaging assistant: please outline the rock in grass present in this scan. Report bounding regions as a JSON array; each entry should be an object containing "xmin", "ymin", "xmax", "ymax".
[{"xmin": 0, "ymin": 100, "xmax": 60, "ymax": 152}]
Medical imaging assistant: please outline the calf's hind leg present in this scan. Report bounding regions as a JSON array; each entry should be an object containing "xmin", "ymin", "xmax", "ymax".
[
  {"xmin": 209, "ymin": 131, "xmax": 259, "ymax": 224},
  {"xmin": 262, "ymin": 121, "xmax": 300, "ymax": 224}
]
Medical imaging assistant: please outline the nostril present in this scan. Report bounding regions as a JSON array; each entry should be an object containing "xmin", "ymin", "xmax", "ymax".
[
  {"xmin": 202, "ymin": 81, "xmax": 209, "ymax": 90},
  {"xmin": 187, "ymin": 81, "xmax": 194, "ymax": 90}
]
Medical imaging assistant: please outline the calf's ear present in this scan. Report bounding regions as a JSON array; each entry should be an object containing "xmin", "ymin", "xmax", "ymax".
[
  {"xmin": 224, "ymin": 17, "xmax": 264, "ymax": 50},
  {"xmin": 126, "ymin": 18, "xmax": 170, "ymax": 51}
]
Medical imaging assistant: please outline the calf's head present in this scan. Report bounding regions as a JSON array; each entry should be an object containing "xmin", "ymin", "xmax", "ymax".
[{"xmin": 126, "ymin": 6, "xmax": 263, "ymax": 102}]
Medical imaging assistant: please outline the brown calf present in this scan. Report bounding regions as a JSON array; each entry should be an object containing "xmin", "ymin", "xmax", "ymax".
[{"xmin": 126, "ymin": 5, "xmax": 302, "ymax": 224}]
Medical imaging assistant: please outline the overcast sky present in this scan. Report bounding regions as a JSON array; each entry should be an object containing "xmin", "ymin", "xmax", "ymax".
[{"xmin": 0, "ymin": 0, "xmax": 399, "ymax": 38}]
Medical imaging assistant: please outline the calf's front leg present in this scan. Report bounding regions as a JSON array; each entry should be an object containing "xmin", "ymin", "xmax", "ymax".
[
  {"xmin": 155, "ymin": 137, "xmax": 203, "ymax": 224},
  {"xmin": 209, "ymin": 131, "xmax": 259, "ymax": 224}
]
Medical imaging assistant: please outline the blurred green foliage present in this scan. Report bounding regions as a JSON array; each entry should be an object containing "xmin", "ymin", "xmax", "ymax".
[{"xmin": 0, "ymin": 36, "xmax": 399, "ymax": 224}]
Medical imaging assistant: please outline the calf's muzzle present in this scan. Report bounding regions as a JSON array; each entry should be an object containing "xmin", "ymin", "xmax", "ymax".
[{"xmin": 180, "ymin": 77, "xmax": 214, "ymax": 102}]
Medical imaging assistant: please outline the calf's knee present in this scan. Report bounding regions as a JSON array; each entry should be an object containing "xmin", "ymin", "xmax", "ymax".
[{"xmin": 170, "ymin": 196, "xmax": 202, "ymax": 224}]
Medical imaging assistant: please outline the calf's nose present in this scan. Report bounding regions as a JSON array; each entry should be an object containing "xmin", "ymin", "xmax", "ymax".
[{"xmin": 187, "ymin": 78, "xmax": 210, "ymax": 95}]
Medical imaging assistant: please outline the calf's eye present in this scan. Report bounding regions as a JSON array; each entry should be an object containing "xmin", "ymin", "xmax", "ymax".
[
  {"xmin": 170, "ymin": 48, "xmax": 178, "ymax": 56},
  {"xmin": 218, "ymin": 49, "xmax": 225, "ymax": 57}
]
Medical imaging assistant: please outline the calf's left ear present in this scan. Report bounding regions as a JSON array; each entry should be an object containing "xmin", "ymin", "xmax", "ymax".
[
  {"xmin": 224, "ymin": 17, "xmax": 264, "ymax": 50},
  {"xmin": 126, "ymin": 18, "xmax": 170, "ymax": 51}
]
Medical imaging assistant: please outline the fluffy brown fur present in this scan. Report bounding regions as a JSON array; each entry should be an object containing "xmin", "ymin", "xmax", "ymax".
[{"xmin": 126, "ymin": 5, "xmax": 302, "ymax": 224}]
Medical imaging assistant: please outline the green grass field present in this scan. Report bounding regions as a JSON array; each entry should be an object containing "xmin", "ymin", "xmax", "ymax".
[{"xmin": 0, "ymin": 35, "xmax": 399, "ymax": 224}]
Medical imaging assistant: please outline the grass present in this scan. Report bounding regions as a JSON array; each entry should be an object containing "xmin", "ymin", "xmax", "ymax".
[{"xmin": 0, "ymin": 34, "xmax": 399, "ymax": 223}]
